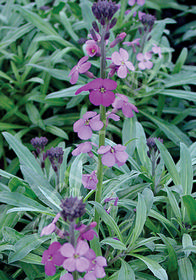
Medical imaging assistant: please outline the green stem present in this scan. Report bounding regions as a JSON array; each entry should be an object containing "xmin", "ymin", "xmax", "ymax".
[{"xmin": 94, "ymin": 25, "xmax": 107, "ymax": 230}]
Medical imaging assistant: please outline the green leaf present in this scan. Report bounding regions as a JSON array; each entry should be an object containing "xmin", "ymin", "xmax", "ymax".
[
  {"xmin": 165, "ymin": 186, "xmax": 181, "ymax": 222},
  {"xmin": 182, "ymin": 234, "xmax": 193, "ymax": 257},
  {"xmin": 69, "ymin": 154, "xmax": 83, "ymax": 197},
  {"xmin": 92, "ymin": 202, "xmax": 123, "ymax": 242},
  {"xmin": 132, "ymin": 254, "xmax": 168, "ymax": 280},
  {"xmin": 26, "ymin": 103, "xmax": 45, "ymax": 129},
  {"xmin": 178, "ymin": 258, "xmax": 194, "ymax": 280},
  {"xmin": 3, "ymin": 132, "xmax": 43, "ymax": 176},
  {"xmin": 159, "ymin": 89, "xmax": 196, "ymax": 102},
  {"xmin": 46, "ymin": 85, "xmax": 88, "ymax": 99},
  {"xmin": 8, "ymin": 234, "xmax": 49, "ymax": 263},
  {"xmin": 173, "ymin": 48, "xmax": 188, "ymax": 74},
  {"xmin": 118, "ymin": 260, "xmax": 135, "ymax": 280},
  {"xmin": 45, "ymin": 125, "xmax": 69, "ymax": 140},
  {"xmin": 155, "ymin": 139, "xmax": 180, "ymax": 186},
  {"xmin": 180, "ymin": 143, "xmax": 193, "ymax": 195},
  {"xmin": 129, "ymin": 193, "xmax": 147, "ymax": 246},
  {"xmin": 182, "ymin": 195, "xmax": 196, "ymax": 225},
  {"xmin": 101, "ymin": 237, "xmax": 127, "ymax": 251},
  {"xmin": 122, "ymin": 117, "xmax": 137, "ymax": 156},
  {"xmin": 59, "ymin": 11, "xmax": 79, "ymax": 41}
]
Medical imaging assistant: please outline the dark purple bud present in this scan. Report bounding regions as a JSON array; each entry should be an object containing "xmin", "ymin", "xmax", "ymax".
[
  {"xmin": 46, "ymin": 146, "xmax": 64, "ymax": 172},
  {"xmin": 60, "ymin": 197, "xmax": 86, "ymax": 222},
  {"xmin": 90, "ymin": 28, "xmax": 98, "ymax": 41},
  {"xmin": 104, "ymin": 31, "xmax": 110, "ymax": 40},
  {"xmin": 92, "ymin": 0, "xmax": 118, "ymax": 26},
  {"xmin": 109, "ymin": 17, "xmax": 117, "ymax": 29},
  {"xmin": 31, "ymin": 137, "xmax": 48, "ymax": 152},
  {"xmin": 92, "ymin": 21, "xmax": 99, "ymax": 33},
  {"xmin": 146, "ymin": 137, "xmax": 163, "ymax": 154}
]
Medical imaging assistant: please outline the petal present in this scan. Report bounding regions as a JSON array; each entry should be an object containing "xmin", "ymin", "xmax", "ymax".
[
  {"xmin": 114, "ymin": 144, "xmax": 127, "ymax": 152},
  {"xmin": 138, "ymin": 61, "xmax": 146, "ymax": 70},
  {"xmin": 101, "ymin": 91, "xmax": 115, "ymax": 107},
  {"xmin": 102, "ymin": 153, "xmax": 115, "ymax": 167},
  {"xmin": 94, "ymin": 265, "xmax": 106, "ymax": 278},
  {"xmin": 136, "ymin": 53, "xmax": 144, "ymax": 61},
  {"xmin": 107, "ymin": 112, "xmax": 120, "ymax": 121},
  {"xmin": 96, "ymin": 256, "xmax": 107, "ymax": 266},
  {"xmin": 84, "ymin": 248, "xmax": 96, "ymax": 260},
  {"xmin": 60, "ymin": 243, "xmax": 75, "ymax": 257},
  {"xmin": 40, "ymin": 223, "xmax": 56, "ymax": 236},
  {"xmin": 70, "ymin": 71, "xmax": 79, "ymax": 85},
  {"xmin": 145, "ymin": 61, "xmax": 153, "ymax": 69},
  {"xmin": 125, "ymin": 61, "xmax": 135, "ymax": 71},
  {"xmin": 84, "ymin": 272, "xmax": 97, "ymax": 280},
  {"xmin": 83, "ymin": 111, "xmax": 97, "ymax": 120},
  {"xmin": 111, "ymin": 51, "xmax": 122, "ymax": 65},
  {"xmin": 79, "ymin": 62, "xmax": 91, "ymax": 73},
  {"xmin": 53, "ymin": 251, "xmax": 65, "ymax": 266},
  {"xmin": 117, "ymin": 65, "xmax": 127, "ymax": 79},
  {"xmin": 102, "ymin": 79, "xmax": 117, "ymax": 90},
  {"xmin": 41, "ymin": 250, "xmax": 50, "ymax": 264},
  {"xmin": 76, "ymin": 240, "xmax": 89, "ymax": 256},
  {"xmin": 89, "ymin": 90, "xmax": 102, "ymax": 106},
  {"xmin": 89, "ymin": 119, "xmax": 103, "ymax": 131},
  {"xmin": 73, "ymin": 119, "xmax": 85, "ymax": 132},
  {"xmin": 68, "ymin": 65, "xmax": 77, "ymax": 77},
  {"xmin": 97, "ymin": 145, "xmax": 111, "ymax": 154},
  {"xmin": 119, "ymin": 48, "xmax": 129, "ymax": 61},
  {"xmin": 78, "ymin": 56, "xmax": 89, "ymax": 66},
  {"xmin": 76, "ymin": 257, "xmax": 90, "ymax": 272},
  {"xmin": 137, "ymin": 0, "xmax": 145, "ymax": 5},
  {"xmin": 122, "ymin": 103, "xmax": 134, "ymax": 118},
  {"xmin": 116, "ymin": 93, "xmax": 129, "ymax": 102},
  {"xmin": 45, "ymin": 262, "xmax": 56, "ymax": 276},
  {"xmin": 78, "ymin": 126, "xmax": 92, "ymax": 140},
  {"xmin": 112, "ymin": 98, "xmax": 124, "ymax": 109},
  {"xmin": 75, "ymin": 78, "xmax": 102, "ymax": 95},
  {"xmin": 144, "ymin": 52, "xmax": 152, "ymax": 60},
  {"xmin": 49, "ymin": 242, "xmax": 61, "ymax": 254},
  {"xmin": 63, "ymin": 258, "xmax": 76, "ymax": 272},
  {"xmin": 128, "ymin": 0, "xmax": 136, "ymax": 5},
  {"xmin": 115, "ymin": 151, "xmax": 129, "ymax": 163},
  {"xmin": 60, "ymin": 273, "xmax": 74, "ymax": 280}
]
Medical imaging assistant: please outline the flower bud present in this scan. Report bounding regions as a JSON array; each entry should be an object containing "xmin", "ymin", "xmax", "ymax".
[{"xmin": 92, "ymin": 21, "xmax": 99, "ymax": 33}]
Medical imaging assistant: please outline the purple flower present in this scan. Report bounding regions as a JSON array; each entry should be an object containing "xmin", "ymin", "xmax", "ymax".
[
  {"xmin": 97, "ymin": 144, "xmax": 129, "ymax": 167},
  {"xmin": 110, "ymin": 32, "xmax": 127, "ymax": 48},
  {"xmin": 72, "ymin": 142, "xmax": 93, "ymax": 157},
  {"xmin": 46, "ymin": 147, "xmax": 64, "ymax": 172},
  {"xmin": 112, "ymin": 93, "xmax": 139, "ymax": 118},
  {"xmin": 60, "ymin": 273, "xmax": 74, "ymax": 280},
  {"xmin": 123, "ymin": 38, "xmax": 140, "ymax": 53},
  {"xmin": 68, "ymin": 56, "xmax": 91, "ymax": 85},
  {"xmin": 111, "ymin": 48, "xmax": 135, "ymax": 78},
  {"xmin": 76, "ymin": 221, "xmax": 98, "ymax": 241},
  {"xmin": 152, "ymin": 44, "xmax": 162, "ymax": 58},
  {"xmin": 128, "ymin": 0, "xmax": 145, "ymax": 6},
  {"xmin": 41, "ymin": 242, "xmax": 65, "ymax": 276},
  {"xmin": 75, "ymin": 78, "xmax": 117, "ymax": 107},
  {"xmin": 85, "ymin": 249, "xmax": 107, "ymax": 278},
  {"xmin": 73, "ymin": 111, "xmax": 103, "ymax": 140},
  {"xmin": 60, "ymin": 240, "xmax": 90, "ymax": 273},
  {"xmin": 40, "ymin": 213, "xmax": 61, "ymax": 236},
  {"xmin": 92, "ymin": 0, "xmax": 118, "ymax": 26},
  {"xmin": 82, "ymin": 170, "xmax": 98, "ymax": 190},
  {"xmin": 136, "ymin": 52, "xmax": 153, "ymax": 70},
  {"xmin": 85, "ymin": 40, "xmax": 99, "ymax": 57},
  {"xmin": 104, "ymin": 196, "xmax": 118, "ymax": 214}
]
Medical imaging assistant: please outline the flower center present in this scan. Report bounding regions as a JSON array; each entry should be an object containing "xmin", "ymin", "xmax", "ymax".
[
  {"xmin": 121, "ymin": 61, "xmax": 125, "ymax": 65},
  {"xmin": 100, "ymin": 87, "xmax": 106, "ymax": 93},
  {"xmin": 85, "ymin": 120, "xmax": 90, "ymax": 125},
  {"xmin": 91, "ymin": 49, "xmax": 95, "ymax": 53},
  {"xmin": 111, "ymin": 147, "xmax": 114, "ymax": 153},
  {"xmin": 74, "ymin": 254, "xmax": 79, "ymax": 259}
]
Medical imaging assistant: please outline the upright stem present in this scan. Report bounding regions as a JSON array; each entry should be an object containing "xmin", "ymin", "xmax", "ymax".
[
  {"xmin": 69, "ymin": 221, "xmax": 78, "ymax": 280},
  {"xmin": 95, "ymin": 25, "xmax": 107, "ymax": 230}
]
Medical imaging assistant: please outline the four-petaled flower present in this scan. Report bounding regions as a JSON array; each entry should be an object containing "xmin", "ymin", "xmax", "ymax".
[
  {"xmin": 68, "ymin": 56, "xmax": 91, "ymax": 84},
  {"xmin": 152, "ymin": 43, "xmax": 162, "ymax": 58},
  {"xmin": 111, "ymin": 48, "xmax": 135, "ymax": 78},
  {"xmin": 73, "ymin": 111, "xmax": 103, "ymax": 140},
  {"xmin": 75, "ymin": 78, "xmax": 117, "ymax": 107},
  {"xmin": 41, "ymin": 242, "xmax": 65, "ymax": 276},
  {"xmin": 136, "ymin": 52, "xmax": 153, "ymax": 70},
  {"xmin": 40, "ymin": 213, "xmax": 61, "ymax": 236},
  {"xmin": 85, "ymin": 40, "xmax": 99, "ymax": 57},
  {"xmin": 97, "ymin": 144, "xmax": 129, "ymax": 167},
  {"xmin": 128, "ymin": 0, "xmax": 145, "ymax": 6},
  {"xmin": 82, "ymin": 170, "xmax": 98, "ymax": 190},
  {"xmin": 112, "ymin": 93, "xmax": 139, "ymax": 118},
  {"xmin": 85, "ymin": 249, "xmax": 107, "ymax": 278},
  {"xmin": 60, "ymin": 240, "xmax": 90, "ymax": 273}
]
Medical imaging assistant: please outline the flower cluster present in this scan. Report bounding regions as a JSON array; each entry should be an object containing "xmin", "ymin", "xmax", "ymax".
[{"xmin": 41, "ymin": 197, "xmax": 107, "ymax": 279}]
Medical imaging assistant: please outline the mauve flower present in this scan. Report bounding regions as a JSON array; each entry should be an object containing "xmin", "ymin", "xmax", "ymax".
[
  {"xmin": 85, "ymin": 40, "xmax": 99, "ymax": 57},
  {"xmin": 73, "ymin": 111, "xmax": 103, "ymax": 140},
  {"xmin": 136, "ymin": 52, "xmax": 153, "ymax": 70},
  {"xmin": 68, "ymin": 56, "xmax": 91, "ymax": 84},
  {"xmin": 85, "ymin": 249, "xmax": 107, "ymax": 278},
  {"xmin": 82, "ymin": 170, "xmax": 98, "ymax": 190},
  {"xmin": 104, "ymin": 196, "xmax": 118, "ymax": 214},
  {"xmin": 97, "ymin": 144, "xmax": 129, "ymax": 167},
  {"xmin": 60, "ymin": 240, "xmax": 90, "ymax": 273},
  {"xmin": 72, "ymin": 142, "xmax": 93, "ymax": 157},
  {"xmin": 123, "ymin": 38, "xmax": 140, "ymax": 53},
  {"xmin": 112, "ymin": 93, "xmax": 139, "ymax": 118},
  {"xmin": 76, "ymin": 221, "xmax": 98, "ymax": 241},
  {"xmin": 60, "ymin": 273, "xmax": 74, "ymax": 280},
  {"xmin": 41, "ymin": 242, "xmax": 65, "ymax": 276},
  {"xmin": 152, "ymin": 43, "xmax": 162, "ymax": 58},
  {"xmin": 40, "ymin": 213, "xmax": 61, "ymax": 236},
  {"xmin": 111, "ymin": 48, "xmax": 135, "ymax": 78},
  {"xmin": 129, "ymin": 0, "xmax": 145, "ymax": 6},
  {"xmin": 110, "ymin": 32, "xmax": 126, "ymax": 48},
  {"xmin": 75, "ymin": 78, "xmax": 117, "ymax": 107}
]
